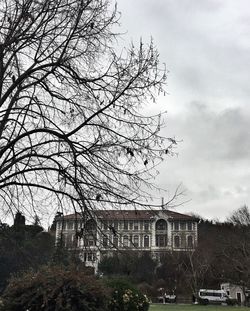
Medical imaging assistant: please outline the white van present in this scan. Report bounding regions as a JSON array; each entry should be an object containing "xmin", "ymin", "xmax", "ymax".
[{"xmin": 198, "ymin": 289, "xmax": 230, "ymax": 304}]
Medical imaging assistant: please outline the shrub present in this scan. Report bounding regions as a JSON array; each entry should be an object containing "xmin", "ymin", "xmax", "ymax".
[
  {"xmin": 137, "ymin": 282, "xmax": 155, "ymax": 299},
  {"xmin": 198, "ymin": 297, "xmax": 209, "ymax": 305},
  {"xmin": 106, "ymin": 278, "xmax": 150, "ymax": 311},
  {"xmin": 0, "ymin": 265, "xmax": 108, "ymax": 311},
  {"xmin": 226, "ymin": 298, "xmax": 238, "ymax": 306}
]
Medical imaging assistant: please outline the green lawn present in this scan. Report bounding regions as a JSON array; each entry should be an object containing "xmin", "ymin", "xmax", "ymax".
[{"xmin": 149, "ymin": 304, "xmax": 249, "ymax": 311}]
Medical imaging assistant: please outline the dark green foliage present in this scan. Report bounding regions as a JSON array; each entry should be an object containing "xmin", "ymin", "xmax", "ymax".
[
  {"xmin": 0, "ymin": 219, "xmax": 54, "ymax": 293},
  {"xmin": 99, "ymin": 251, "xmax": 157, "ymax": 283},
  {"xmin": 226, "ymin": 298, "xmax": 238, "ymax": 306},
  {"xmin": 98, "ymin": 216, "xmax": 250, "ymax": 299},
  {"xmin": 197, "ymin": 297, "xmax": 208, "ymax": 305},
  {"xmin": 99, "ymin": 254, "xmax": 120, "ymax": 275},
  {"xmin": 13, "ymin": 212, "xmax": 25, "ymax": 226},
  {"xmin": 106, "ymin": 278, "xmax": 149, "ymax": 311},
  {"xmin": 0, "ymin": 265, "xmax": 108, "ymax": 311}
]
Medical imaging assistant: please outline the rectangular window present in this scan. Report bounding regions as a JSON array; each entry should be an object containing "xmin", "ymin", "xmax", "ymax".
[
  {"xmin": 156, "ymin": 235, "xmax": 166, "ymax": 247},
  {"xmin": 67, "ymin": 221, "xmax": 74, "ymax": 230},
  {"xmin": 140, "ymin": 221, "xmax": 143, "ymax": 230},
  {"xmin": 103, "ymin": 220, "xmax": 108, "ymax": 230},
  {"xmin": 124, "ymin": 220, "xmax": 128, "ymax": 230},
  {"xmin": 144, "ymin": 221, "xmax": 149, "ymax": 231},
  {"xmin": 129, "ymin": 221, "xmax": 133, "ymax": 230},
  {"xmin": 87, "ymin": 253, "xmax": 95, "ymax": 262},
  {"xmin": 174, "ymin": 222, "xmax": 179, "ymax": 231},
  {"xmin": 114, "ymin": 220, "xmax": 118, "ymax": 230},
  {"xmin": 65, "ymin": 233, "xmax": 74, "ymax": 247},
  {"xmin": 134, "ymin": 221, "xmax": 138, "ymax": 230},
  {"xmin": 187, "ymin": 222, "xmax": 192, "ymax": 231},
  {"xmin": 119, "ymin": 221, "xmax": 123, "ymax": 230},
  {"xmin": 85, "ymin": 235, "xmax": 95, "ymax": 246},
  {"xmin": 180, "ymin": 222, "xmax": 186, "ymax": 230}
]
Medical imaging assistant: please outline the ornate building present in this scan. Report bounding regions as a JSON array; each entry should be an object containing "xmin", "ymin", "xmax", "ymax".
[{"xmin": 56, "ymin": 209, "xmax": 198, "ymax": 271}]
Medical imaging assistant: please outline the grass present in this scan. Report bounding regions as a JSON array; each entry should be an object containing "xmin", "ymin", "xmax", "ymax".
[{"xmin": 149, "ymin": 304, "xmax": 249, "ymax": 311}]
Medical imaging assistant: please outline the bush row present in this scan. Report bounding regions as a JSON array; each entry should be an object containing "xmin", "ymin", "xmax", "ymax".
[{"xmin": 0, "ymin": 265, "xmax": 149, "ymax": 311}]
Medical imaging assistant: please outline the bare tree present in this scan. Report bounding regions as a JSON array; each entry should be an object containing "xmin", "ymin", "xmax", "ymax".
[
  {"xmin": 227, "ymin": 205, "xmax": 250, "ymax": 227},
  {"xmin": 222, "ymin": 206, "xmax": 250, "ymax": 297},
  {"xmin": 0, "ymin": 0, "xmax": 175, "ymax": 222}
]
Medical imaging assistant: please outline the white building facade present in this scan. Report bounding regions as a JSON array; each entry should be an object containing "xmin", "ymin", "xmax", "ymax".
[
  {"xmin": 221, "ymin": 283, "xmax": 250, "ymax": 305},
  {"xmin": 55, "ymin": 209, "xmax": 198, "ymax": 271}
]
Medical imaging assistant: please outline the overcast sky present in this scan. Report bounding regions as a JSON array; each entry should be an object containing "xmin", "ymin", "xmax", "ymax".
[{"xmin": 117, "ymin": 0, "xmax": 250, "ymax": 220}]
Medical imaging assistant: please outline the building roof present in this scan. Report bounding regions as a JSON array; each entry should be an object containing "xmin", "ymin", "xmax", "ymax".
[{"xmin": 61, "ymin": 209, "xmax": 198, "ymax": 221}]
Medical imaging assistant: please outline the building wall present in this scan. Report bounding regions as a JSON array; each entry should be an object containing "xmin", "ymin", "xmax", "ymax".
[
  {"xmin": 55, "ymin": 210, "xmax": 198, "ymax": 272},
  {"xmin": 221, "ymin": 283, "xmax": 247, "ymax": 304}
]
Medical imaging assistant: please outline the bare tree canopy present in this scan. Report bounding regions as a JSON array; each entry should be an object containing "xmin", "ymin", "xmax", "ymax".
[
  {"xmin": 227, "ymin": 205, "xmax": 250, "ymax": 227},
  {"xmin": 0, "ymin": 0, "xmax": 174, "ymax": 221}
]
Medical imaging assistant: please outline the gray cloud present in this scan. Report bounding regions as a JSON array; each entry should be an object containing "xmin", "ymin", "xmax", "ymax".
[
  {"xmin": 118, "ymin": 0, "xmax": 250, "ymax": 219},
  {"xmin": 170, "ymin": 103, "xmax": 250, "ymax": 161},
  {"xmin": 157, "ymin": 102, "xmax": 250, "ymax": 219},
  {"xmin": 119, "ymin": 0, "xmax": 250, "ymax": 108}
]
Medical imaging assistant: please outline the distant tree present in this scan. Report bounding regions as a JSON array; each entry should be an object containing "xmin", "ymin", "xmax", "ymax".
[
  {"xmin": 221, "ymin": 206, "xmax": 250, "ymax": 295},
  {"xmin": 155, "ymin": 252, "xmax": 189, "ymax": 295},
  {"xmin": 227, "ymin": 205, "xmax": 250, "ymax": 226},
  {"xmin": 133, "ymin": 251, "xmax": 157, "ymax": 283},
  {"xmin": 1, "ymin": 265, "xmax": 108, "ymax": 311},
  {"xmin": 13, "ymin": 211, "xmax": 25, "ymax": 226},
  {"xmin": 99, "ymin": 251, "xmax": 157, "ymax": 284},
  {"xmin": 49, "ymin": 212, "xmax": 63, "ymax": 232},
  {"xmin": 168, "ymin": 220, "xmax": 232, "ymax": 296},
  {"xmin": 0, "ymin": 0, "xmax": 175, "ymax": 221},
  {"xmin": 98, "ymin": 254, "xmax": 121, "ymax": 276},
  {"xmin": 0, "ymin": 213, "xmax": 54, "ymax": 292},
  {"xmin": 194, "ymin": 220, "xmax": 226, "ymax": 287}
]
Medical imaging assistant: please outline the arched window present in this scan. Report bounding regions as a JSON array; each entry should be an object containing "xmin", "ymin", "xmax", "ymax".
[
  {"xmin": 156, "ymin": 219, "xmax": 167, "ymax": 231},
  {"xmin": 113, "ymin": 236, "xmax": 119, "ymax": 248},
  {"xmin": 144, "ymin": 235, "xmax": 149, "ymax": 248},
  {"xmin": 133, "ymin": 235, "xmax": 139, "ymax": 247},
  {"xmin": 174, "ymin": 235, "xmax": 180, "ymax": 248},
  {"xmin": 155, "ymin": 219, "xmax": 168, "ymax": 247},
  {"xmin": 187, "ymin": 235, "xmax": 193, "ymax": 248},
  {"xmin": 123, "ymin": 235, "xmax": 129, "ymax": 247},
  {"xmin": 103, "ymin": 237, "xmax": 108, "ymax": 248}
]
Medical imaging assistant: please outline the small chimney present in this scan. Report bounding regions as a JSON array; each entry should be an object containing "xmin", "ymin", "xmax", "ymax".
[{"xmin": 161, "ymin": 197, "xmax": 164, "ymax": 209}]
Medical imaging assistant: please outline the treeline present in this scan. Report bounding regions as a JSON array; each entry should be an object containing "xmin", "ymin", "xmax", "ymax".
[
  {"xmin": 99, "ymin": 206, "xmax": 250, "ymax": 299},
  {"xmin": 1, "ymin": 206, "xmax": 249, "ymax": 300},
  {"xmin": 0, "ymin": 212, "xmax": 55, "ymax": 293},
  {"xmin": 0, "ymin": 214, "xmax": 150, "ymax": 311}
]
